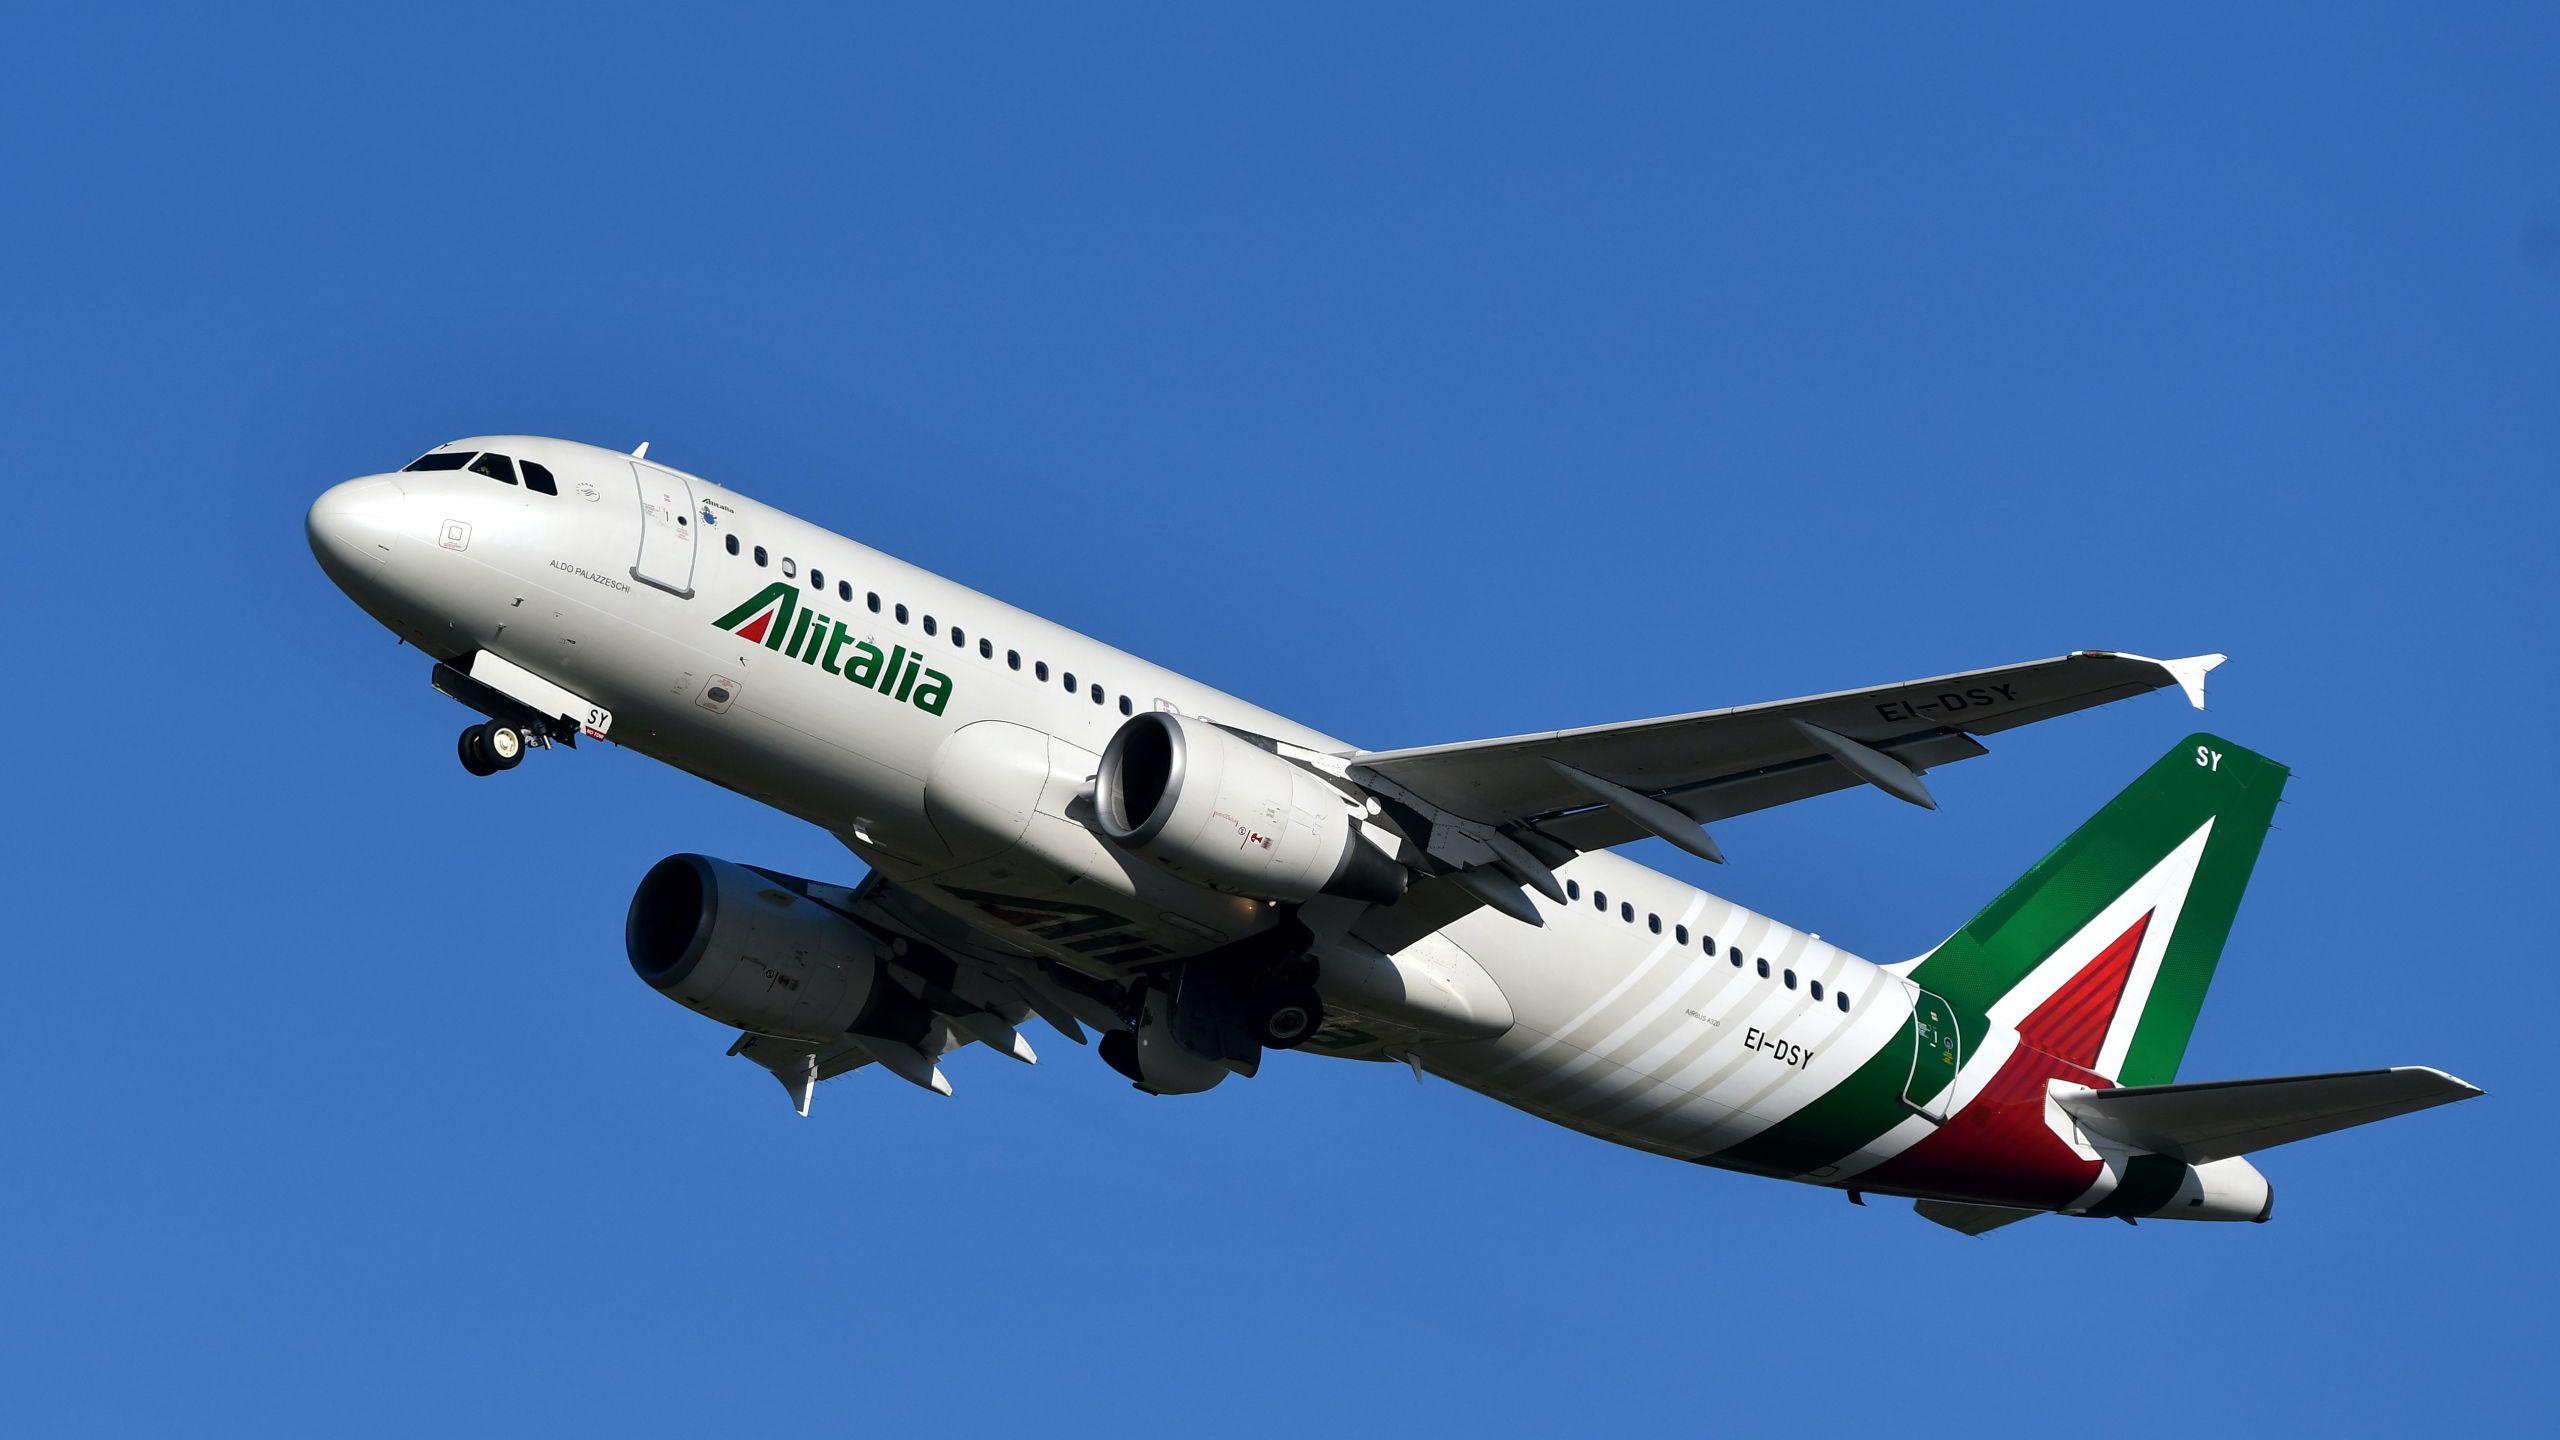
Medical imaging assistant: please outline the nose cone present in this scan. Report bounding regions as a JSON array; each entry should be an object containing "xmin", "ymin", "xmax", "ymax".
[{"xmin": 307, "ymin": 476, "xmax": 405, "ymax": 584}]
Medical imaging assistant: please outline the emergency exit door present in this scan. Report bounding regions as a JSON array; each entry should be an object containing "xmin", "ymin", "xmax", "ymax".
[{"xmin": 631, "ymin": 461, "xmax": 698, "ymax": 597}]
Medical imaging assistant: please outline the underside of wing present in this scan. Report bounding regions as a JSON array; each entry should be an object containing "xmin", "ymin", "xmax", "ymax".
[
  {"xmin": 682, "ymin": 865, "xmax": 1113, "ymax": 1115},
  {"xmin": 2055, "ymin": 1066, "xmax": 2484, "ymax": 1165}
]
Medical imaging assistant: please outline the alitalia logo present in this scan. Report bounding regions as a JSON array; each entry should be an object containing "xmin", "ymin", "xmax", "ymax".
[{"xmin": 713, "ymin": 582, "xmax": 953, "ymax": 716}]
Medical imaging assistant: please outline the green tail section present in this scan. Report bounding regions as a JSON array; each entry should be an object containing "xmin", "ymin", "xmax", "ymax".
[{"xmin": 1908, "ymin": 733, "xmax": 2289, "ymax": 1086}]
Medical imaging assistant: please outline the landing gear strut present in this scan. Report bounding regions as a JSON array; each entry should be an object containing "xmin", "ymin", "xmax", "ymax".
[{"xmin": 457, "ymin": 721, "xmax": 527, "ymax": 777}]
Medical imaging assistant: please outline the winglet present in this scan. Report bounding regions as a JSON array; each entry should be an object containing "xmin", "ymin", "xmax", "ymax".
[{"xmin": 2160, "ymin": 653, "xmax": 2225, "ymax": 710}]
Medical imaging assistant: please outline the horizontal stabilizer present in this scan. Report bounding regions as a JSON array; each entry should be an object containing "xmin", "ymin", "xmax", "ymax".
[
  {"xmin": 2056, "ymin": 1066, "xmax": 2482, "ymax": 1165},
  {"xmin": 1914, "ymin": 1200, "xmax": 2041, "ymax": 1235}
]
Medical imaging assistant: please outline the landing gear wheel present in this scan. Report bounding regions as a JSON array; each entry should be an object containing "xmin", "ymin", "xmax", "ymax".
[
  {"xmin": 457, "ymin": 725, "xmax": 496, "ymax": 777},
  {"xmin": 1251, "ymin": 986, "xmax": 1325, "ymax": 1050},
  {"xmin": 458, "ymin": 722, "xmax": 522, "ymax": 776},
  {"xmin": 484, "ymin": 723, "xmax": 525, "ymax": 770}
]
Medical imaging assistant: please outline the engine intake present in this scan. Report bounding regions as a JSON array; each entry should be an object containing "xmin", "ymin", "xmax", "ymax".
[
  {"xmin": 625, "ymin": 853, "xmax": 933, "ymax": 1045},
  {"xmin": 1093, "ymin": 711, "xmax": 1404, "ymax": 905}
]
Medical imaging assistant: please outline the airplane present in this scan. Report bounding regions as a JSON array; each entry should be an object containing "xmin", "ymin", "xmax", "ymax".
[{"xmin": 307, "ymin": 435, "xmax": 2480, "ymax": 1234}]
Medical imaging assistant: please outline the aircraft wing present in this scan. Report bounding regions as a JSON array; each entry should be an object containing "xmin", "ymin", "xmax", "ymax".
[{"xmin": 1342, "ymin": 651, "xmax": 2223, "ymax": 861}]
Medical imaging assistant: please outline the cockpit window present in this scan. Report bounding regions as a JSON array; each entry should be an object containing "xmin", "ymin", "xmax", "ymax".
[
  {"xmin": 521, "ymin": 460, "xmax": 559, "ymax": 495},
  {"xmin": 469, "ymin": 453, "xmax": 519, "ymax": 485},
  {"xmin": 403, "ymin": 451, "xmax": 474, "ymax": 472}
]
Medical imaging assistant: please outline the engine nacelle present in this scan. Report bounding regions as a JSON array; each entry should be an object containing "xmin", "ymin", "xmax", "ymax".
[
  {"xmin": 625, "ymin": 853, "xmax": 932, "ymax": 1045},
  {"xmin": 1093, "ymin": 711, "xmax": 1405, "ymax": 905}
]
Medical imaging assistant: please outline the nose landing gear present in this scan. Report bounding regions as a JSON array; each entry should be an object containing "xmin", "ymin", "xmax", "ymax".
[
  {"xmin": 457, "ymin": 721, "xmax": 528, "ymax": 777},
  {"xmin": 431, "ymin": 658, "xmax": 589, "ymax": 779}
]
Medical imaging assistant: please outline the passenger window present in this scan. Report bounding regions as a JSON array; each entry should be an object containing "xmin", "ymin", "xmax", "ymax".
[
  {"xmin": 1675, "ymin": 925, "xmax": 1689, "ymax": 945},
  {"xmin": 470, "ymin": 452, "xmax": 518, "ymax": 485},
  {"xmin": 1703, "ymin": 934, "xmax": 1717, "ymax": 956},
  {"xmin": 782, "ymin": 557, "xmax": 798, "ymax": 579},
  {"xmin": 1593, "ymin": 891, "xmax": 1606, "ymax": 911},
  {"xmin": 952, "ymin": 627, "xmax": 966, "ymax": 647},
  {"xmin": 838, "ymin": 581, "xmax": 852, "ymax": 603},
  {"xmin": 1118, "ymin": 695, "xmax": 1133, "ymax": 715},
  {"xmin": 754, "ymin": 546, "xmax": 768, "ymax": 567},
  {"xmin": 1008, "ymin": 650, "xmax": 1021, "ymax": 670},
  {"xmin": 1836, "ymin": 992, "xmax": 1852, "ymax": 1012},
  {"xmin": 867, "ymin": 592, "xmax": 881, "ymax": 613},
  {"xmin": 981, "ymin": 639, "xmax": 994, "ymax": 660},
  {"xmin": 1063, "ymin": 672, "xmax": 1077, "ymax": 692},
  {"xmin": 894, "ymin": 604, "xmax": 908, "ymax": 623},
  {"xmin": 1783, "ymin": 969, "xmax": 1797, "ymax": 990},
  {"xmin": 1566, "ymin": 880, "xmax": 1581, "ymax": 901},
  {"xmin": 1729, "ymin": 950, "xmax": 1742, "ymax": 968},
  {"xmin": 1091, "ymin": 683, "xmax": 1104, "ymax": 704},
  {"xmin": 725, "ymin": 535, "xmax": 739, "ymax": 555},
  {"xmin": 1648, "ymin": 913, "xmax": 1661, "ymax": 934},
  {"xmin": 1810, "ymin": 980, "xmax": 1824, "ymax": 1001},
  {"xmin": 1756, "ymin": 958, "xmax": 1771, "ymax": 978},
  {"xmin": 811, "ymin": 569, "xmax": 824, "ymax": 589},
  {"xmin": 1620, "ymin": 902, "xmax": 1633, "ymax": 923},
  {"xmin": 402, "ymin": 451, "xmax": 474, "ymax": 471},
  {"xmin": 522, "ymin": 460, "xmax": 559, "ymax": 495},
  {"xmin": 1036, "ymin": 661, "xmax": 1050, "ymax": 681},
  {"xmin": 922, "ymin": 615, "xmax": 936, "ymax": 636}
]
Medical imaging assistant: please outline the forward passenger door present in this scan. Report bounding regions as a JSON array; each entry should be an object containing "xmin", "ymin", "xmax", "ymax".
[{"xmin": 630, "ymin": 461, "xmax": 698, "ymax": 597}]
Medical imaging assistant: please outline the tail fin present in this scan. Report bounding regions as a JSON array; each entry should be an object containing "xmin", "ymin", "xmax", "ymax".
[{"xmin": 1907, "ymin": 734, "xmax": 2288, "ymax": 1086}]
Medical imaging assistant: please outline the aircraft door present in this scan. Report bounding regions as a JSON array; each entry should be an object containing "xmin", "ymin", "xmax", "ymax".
[
  {"xmin": 1901, "ymin": 984, "xmax": 1962, "ymax": 1124},
  {"xmin": 630, "ymin": 461, "xmax": 698, "ymax": 598}
]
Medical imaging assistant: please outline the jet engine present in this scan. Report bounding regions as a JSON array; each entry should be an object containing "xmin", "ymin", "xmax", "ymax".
[
  {"xmin": 624, "ymin": 853, "xmax": 935, "ymax": 1046},
  {"xmin": 1092, "ymin": 711, "xmax": 1405, "ymax": 905}
]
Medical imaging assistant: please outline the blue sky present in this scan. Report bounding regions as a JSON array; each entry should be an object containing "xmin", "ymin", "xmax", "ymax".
[{"xmin": 4, "ymin": 4, "xmax": 2552, "ymax": 1433}]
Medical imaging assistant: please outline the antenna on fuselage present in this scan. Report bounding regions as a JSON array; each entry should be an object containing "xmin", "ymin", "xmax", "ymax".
[{"xmin": 631, "ymin": 441, "xmax": 650, "ymax": 458}]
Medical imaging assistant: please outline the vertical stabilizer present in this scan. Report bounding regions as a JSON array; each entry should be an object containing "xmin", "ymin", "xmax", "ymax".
[{"xmin": 1908, "ymin": 734, "xmax": 2288, "ymax": 1086}]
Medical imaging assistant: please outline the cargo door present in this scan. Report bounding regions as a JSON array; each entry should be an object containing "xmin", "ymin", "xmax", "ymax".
[{"xmin": 630, "ymin": 461, "xmax": 698, "ymax": 597}]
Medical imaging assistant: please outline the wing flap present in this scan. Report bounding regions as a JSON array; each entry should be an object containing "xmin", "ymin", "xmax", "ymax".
[{"xmin": 2056, "ymin": 1066, "xmax": 2483, "ymax": 1165}]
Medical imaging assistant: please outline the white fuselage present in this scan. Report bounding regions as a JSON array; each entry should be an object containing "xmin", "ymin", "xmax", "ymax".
[{"xmin": 310, "ymin": 436, "xmax": 1923, "ymax": 1177}]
